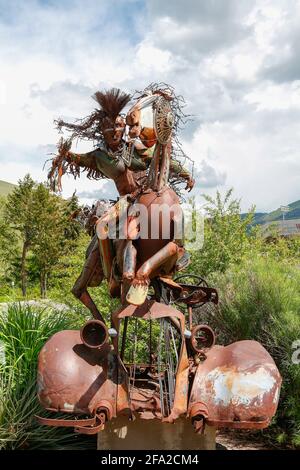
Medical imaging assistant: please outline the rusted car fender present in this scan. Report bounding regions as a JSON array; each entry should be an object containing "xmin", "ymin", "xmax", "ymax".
[
  {"xmin": 188, "ymin": 340, "xmax": 282, "ymax": 429},
  {"xmin": 37, "ymin": 329, "xmax": 129, "ymax": 419}
]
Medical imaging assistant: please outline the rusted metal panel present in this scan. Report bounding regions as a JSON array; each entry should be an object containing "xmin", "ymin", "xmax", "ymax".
[
  {"xmin": 37, "ymin": 329, "xmax": 129, "ymax": 419},
  {"xmin": 188, "ymin": 340, "xmax": 282, "ymax": 429},
  {"xmin": 112, "ymin": 299, "xmax": 185, "ymax": 323}
]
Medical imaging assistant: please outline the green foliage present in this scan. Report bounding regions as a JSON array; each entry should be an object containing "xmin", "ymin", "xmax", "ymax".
[
  {"xmin": 2, "ymin": 175, "xmax": 36, "ymax": 295},
  {"xmin": 0, "ymin": 197, "xmax": 18, "ymax": 282},
  {"xmin": 0, "ymin": 303, "xmax": 94, "ymax": 449},
  {"xmin": 29, "ymin": 183, "xmax": 67, "ymax": 297},
  {"xmin": 0, "ymin": 175, "xmax": 82, "ymax": 298},
  {"xmin": 4, "ymin": 175, "xmax": 36, "ymax": 242},
  {"xmin": 188, "ymin": 189, "xmax": 254, "ymax": 276},
  {"xmin": 48, "ymin": 232, "xmax": 119, "ymax": 320}
]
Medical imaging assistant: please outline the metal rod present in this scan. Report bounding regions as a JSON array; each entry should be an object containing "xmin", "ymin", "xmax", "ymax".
[
  {"xmin": 120, "ymin": 317, "xmax": 128, "ymax": 361},
  {"xmin": 149, "ymin": 319, "xmax": 153, "ymax": 365}
]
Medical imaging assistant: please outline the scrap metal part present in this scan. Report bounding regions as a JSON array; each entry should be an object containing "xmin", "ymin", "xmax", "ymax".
[
  {"xmin": 188, "ymin": 340, "xmax": 282, "ymax": 429},
  {"xmin": 37, "ymin": 329, "xmax": 130, "ymax": 420},
  {"xmin": 36, "ymin": 310, "xmax": 281, "ymax": 433}
]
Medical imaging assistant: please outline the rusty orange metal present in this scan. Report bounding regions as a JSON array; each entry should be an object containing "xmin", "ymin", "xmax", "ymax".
[
  {"xmin": 37, "ymin": 301, "xmax": 282, "ymax": 434},
  {"xmin": 37, "ymin": 329, "xmax": 129, "ymax": 421},
  {"xmin": 188, "ymin": 340, "xmax": 282, "ymax": 429}
]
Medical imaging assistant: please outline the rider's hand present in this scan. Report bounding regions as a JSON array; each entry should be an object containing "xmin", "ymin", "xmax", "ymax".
[
  {"xmin": 185, "ymin": 177, "xmax": 195, "ymax": 192},
  {"xmin": 57, "ymin": 138, "xmax": 72, "ymax": 161}
]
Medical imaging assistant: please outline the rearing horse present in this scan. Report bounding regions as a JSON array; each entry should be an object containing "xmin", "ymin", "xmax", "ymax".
[{"xmin": 95, "ymin": 91, "xmax": 190, "ymax": 306}]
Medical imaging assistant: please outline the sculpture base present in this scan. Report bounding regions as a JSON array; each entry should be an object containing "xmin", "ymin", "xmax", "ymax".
[{"xmin": 97, "ymin": 416, "xmax": 216, "ymax": 450}]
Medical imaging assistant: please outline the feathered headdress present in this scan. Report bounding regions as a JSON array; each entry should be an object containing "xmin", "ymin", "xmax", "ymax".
[{"xmin": 55, "ymin": 88, "xmax": 131, "ymax": 142}]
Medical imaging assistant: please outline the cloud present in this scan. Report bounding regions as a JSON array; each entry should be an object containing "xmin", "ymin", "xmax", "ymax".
[
  {"xmin": 262, "ymin": 38, "xmax": 300, "ymax": 83},
  {"xmin": 146, "ymin": 0, "xmax": 253, "ymax": 60},
  {"xmin": 30, "ymin": 81, "xmax": 94, "ymax": 115},
  {"xmin": 193, "ymin": 161, "xmax": 226, "ymax": 189},
  {"xmin": 257, "ymin": 0, "xmax": 300, "ymax": 83},
  {"xmin": 77, "ymin": 181, "xmax": 118, "ymax": 201},
  {"xmin": 1, "ymin": 0, "xmax": 300, "ymax": 213}
]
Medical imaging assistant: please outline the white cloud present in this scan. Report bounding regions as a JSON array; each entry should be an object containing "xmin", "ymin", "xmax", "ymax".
[
  {"xmin": 0, "ymin": 0, "xmax": 299, "ymax": 212},
  {"xmin": 245, "ymin": 81, "xmax": 300, "ymax": 111}
]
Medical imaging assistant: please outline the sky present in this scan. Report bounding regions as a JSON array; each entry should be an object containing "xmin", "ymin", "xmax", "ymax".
[{"xmin": 0, "ymin": 0, "xmax": 300, "ymax": 212}]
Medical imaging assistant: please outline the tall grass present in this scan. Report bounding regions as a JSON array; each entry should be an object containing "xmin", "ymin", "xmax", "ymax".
[
  {"xmin": 206, "ymin": 256, "xmax": 300, "ymax": 447},
  {"xmin": 0, "ymin": 303, "xmax": 94, "ymax": 450}
]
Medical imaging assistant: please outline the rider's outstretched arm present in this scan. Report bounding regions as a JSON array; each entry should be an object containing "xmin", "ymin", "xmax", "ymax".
[
  {"xmin": 65, "ymin": 149, "xmax": 99, "ymax": 169},
  {"xmin": 49, "ymin": 139, "xmax": 124, "ymax": 186}
]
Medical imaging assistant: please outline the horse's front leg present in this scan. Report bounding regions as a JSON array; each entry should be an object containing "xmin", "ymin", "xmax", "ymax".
[{"xmin": 126, "ymin": 241, "xmax": 179, "ymax": 306}]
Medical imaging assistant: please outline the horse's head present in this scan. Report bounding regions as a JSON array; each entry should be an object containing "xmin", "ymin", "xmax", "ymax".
[
  {"xmin": 123, "ymin": 90, "xmax": 175, "ymax": 192},
  {"xmin": 125, "ymin": 91, "xmax": 174, "ymax": 148}
]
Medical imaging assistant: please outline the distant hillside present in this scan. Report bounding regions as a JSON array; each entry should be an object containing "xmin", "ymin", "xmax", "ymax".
[
  {"xmin": 243, "ymin": 199, "xmax": 300, "ymax": 225},
  {"xmin": 0, "ymin": 180, "xmax": 15, "ymax": 197},
  {"xmin": 258, "ymin": 199, "xmax": 300, "ymax": 223}
]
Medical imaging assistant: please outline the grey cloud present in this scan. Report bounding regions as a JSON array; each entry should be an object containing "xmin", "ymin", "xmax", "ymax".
[
  {"xmin": 146, "ymin": 0, "xmax": 253, "ymax": 59},
  {"xmin": 193, "ymin": 160, "xmax": 226, "ymax": 188},
  {"xmin": 30, "ymin": 81, "xmax": 94, "ymax": 114},
  {"xmin": 262, "ymin": 49, "xmax": 300, "ymax": 84},
  {"xmin": 259, "ymin": 4, "xmax": 300, "ymax": 83},
  {"xmin": 172, "ymin": 74, "xmax": 255, "ymax": 129},
  {"xmin": 77, "ymin": 181, "xmax": 118, "ymax": 201},
  {"xmin": 0, "ymin": 143, "xmax": 56, "ymax": 166},
  {"xmin": 224, "ymin": 107, "xmax": 300, "ymax": 141},
  {"xmin": 0, "ymin": 0, "xmax": 130, "ymax": 58},
  {"xmin": 148, "ymin": 0, "xmax": 250, "ymax": 24}
]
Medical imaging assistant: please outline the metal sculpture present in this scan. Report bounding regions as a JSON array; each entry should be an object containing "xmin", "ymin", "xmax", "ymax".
[{"xmin": 36, "ymin": 84, "xmax": 281, "ymax": 437}]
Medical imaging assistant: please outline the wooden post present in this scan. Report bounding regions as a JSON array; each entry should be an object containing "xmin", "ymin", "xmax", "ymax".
[{"xmin": 97, "ymin": 417, "xmax": 216, "ymax": 450}]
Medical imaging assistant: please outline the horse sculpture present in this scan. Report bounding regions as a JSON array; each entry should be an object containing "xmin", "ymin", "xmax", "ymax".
[{"xmin": 36, "ymin": 84, "xmax": 282, "ymax": 438}]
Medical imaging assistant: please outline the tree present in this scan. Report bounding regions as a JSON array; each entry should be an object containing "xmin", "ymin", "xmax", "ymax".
[
  {"xmin": 0, "ymin": 197, "xmax": 16, "ymax": 284},
  {"xmin": 2, "ymin": 176, "xmax": 82, "ymax": 298},
  {"xmin": 62, "ymin": 191, "xmax": 81, "ymax": 241},
  {"xmin": 188, "ymin": 188, "xmax": 254, "ymax": 276},
  {"xmin": 4, "ymin": 175, "xmax": 36, "ymax": 296},
  {"xmin": 30, "ymin": 184, "xmax": 68, "ymax": 298}
]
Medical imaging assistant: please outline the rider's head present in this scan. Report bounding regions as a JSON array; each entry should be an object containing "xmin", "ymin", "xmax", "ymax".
[
  {"xmin": 93, "ymin": 88, "xmax": 130, "ymax": 152},
  {"xmin": 101, "ymin": 114, "xmax": 126, "ymax": 151}
]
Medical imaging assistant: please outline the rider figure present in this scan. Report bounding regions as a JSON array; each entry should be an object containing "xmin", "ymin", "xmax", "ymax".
[{"xmin": 48, "ymin": 87, "xmax": 194, "ymax": 322}]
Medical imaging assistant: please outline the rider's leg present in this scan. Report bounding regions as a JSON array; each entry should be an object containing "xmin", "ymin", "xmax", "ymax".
[
  {"xmin": 135, "ymin": 241, "xmax": 178, "ymax": 281},
  {"xmin": 126, "ymin": 241, "xmax": 179, "ymax": 306},
  {"xmin": 122, "ymin": 241, "xmax": 137, "ymax": 281}
]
